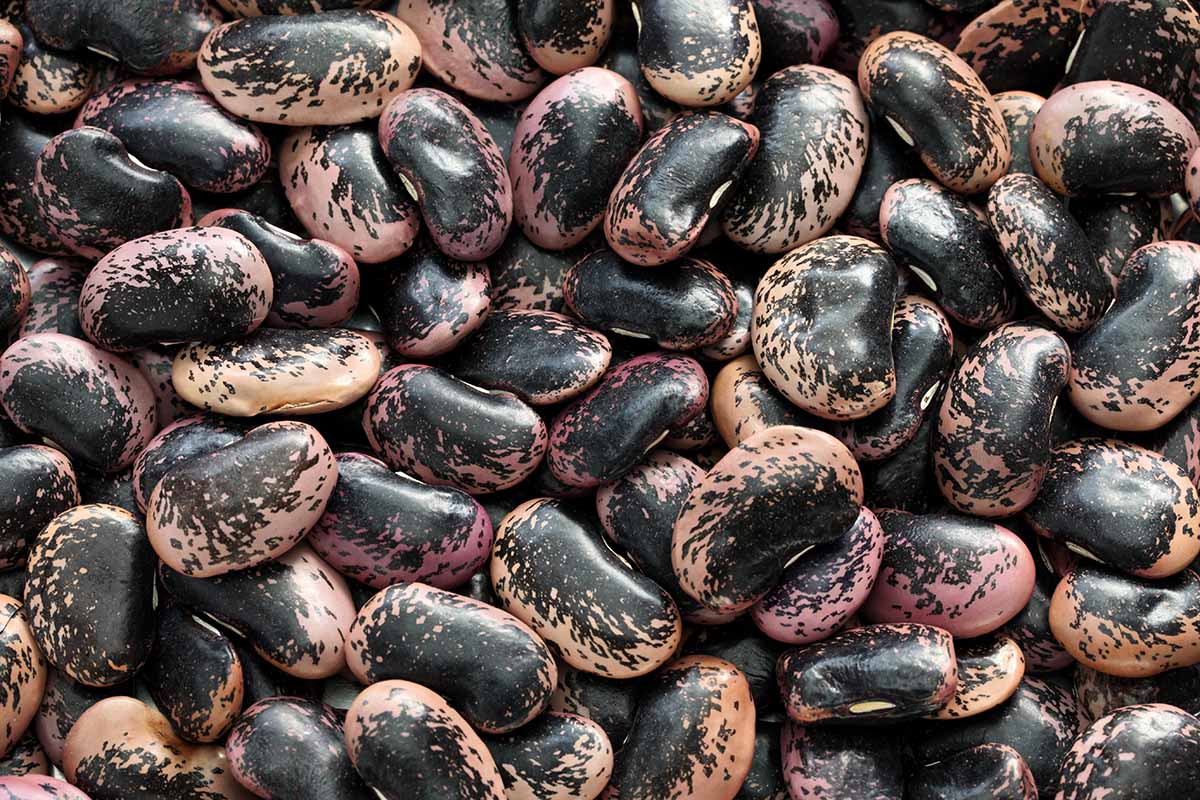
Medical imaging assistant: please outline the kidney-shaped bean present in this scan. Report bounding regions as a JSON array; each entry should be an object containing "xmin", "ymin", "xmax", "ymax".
[{"xmin": 0, "ymin": 446, "xmax": 77, "ymax": 571}]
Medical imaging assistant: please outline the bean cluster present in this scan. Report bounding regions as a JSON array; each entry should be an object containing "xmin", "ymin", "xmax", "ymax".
[{"xmin": 0, "ymin": 0, "xmax": 1196, "ymax": 799}]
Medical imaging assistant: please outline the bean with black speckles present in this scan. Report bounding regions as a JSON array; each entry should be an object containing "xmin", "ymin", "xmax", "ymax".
[
  {"xmin": 309, "ymin": 452, "xmax": 491, "ymax": 590},
  {"xmin": 907, "ymin": 742, "xmax": 1036, "ymax": 800},
  {"xmin": 443, "ymin": 309, "xmax": 611, "ymax": 406},
  {"xmin": 7, "ymin": 21, "xmax": 94, "ymax": 115},
  {"xmin": 347, "ymin": 581, "xmax": 556, "ymax": 733},
  {"xmin": 24, "ymin": 505, "xmax": 153, "ymax": 688},
  {"xmin": 364, "ymin": 364, "xmax": 547, "ymax": 494},
  {"xmin": 158, "ymin": 543, "xmax": 354, "ymax": 680},
  {"xmin": 32, "ymin": 127, "xmax": 193, "ymax": 260},
  {"xmin": 492, "ymin": 498, "xmax": 682, "ymax": 678},
  {"xmin": 0, "ymin": 333, "xmax": 156, "ymax": 473},
  {"xmin": 701, "ymin": 273, "xmax": 754, "ymax": 361},
  {"xmin": 216, "ymin": 0, "xmax": 382, "ymax": 14},
  {"xmin": 1026, "ymin": 439, "xmax": 1200, "ymax": 578},
  {"xmin": 673, "ymin": 426, "xmax": 862, "ymax": 614},
  {"xmin": 518, "ymin": 0, "xmax": 613, "ymax": 75},
  {"xmin": 603, "ymin": 655, "xmax": 754, "ymax": 800},
  {"xmin": 78, "ymin": 80, "xmax": 271, "ymax": 194},
  {"xmin": 933, "ymin": 635, "xmax": 1026, "ymax": 721},
  {"xmin": 953, "ymin": 0, "xmax": 1085, "ymax": 96},
  {"xmin": 1050, "ymin": 564, "xmax": 1200, "ymax": 678},
  {"xmin": 0, "ymin": 18, "xmax": 18, "ymax": 100},
  {"xmin": 1072, "ymin": 195, "xmax": 1163, "ymax": 291},
  {"xmin": 1070, "ymin": 241, "xmax": 1200, "ymax": 432},
  {"xmin": 131, "ymin": 415, "xmax": 246, "ymax": 513},
  {"xmin": 1031, "ymin": 80, "xmax": 1199, "ymax": 196},
  {"xmin": 752, "ymin": 507, "xmax": 884, "ymax": 645},
  {"xmin": 0, "ymin": 446, "xmax": 77, "ymax": 571},
  {"xmin": 24, "ymin": 0, "xmax": 220, "ymax": 75},
  {"xmin": 1057, "ymin": 704, "xmax": 1200, "ymax": 799},
  {"xmin": 549, "ymin": 664, "xmax": 640, "ymax": 746},
  {"xmin": 564, "ymin": 251, "xmax": 737, "ymax": 350},
  {"xmin": 33, "ymin": 669, "xmax": 130, "ymax": 768},
  {"xmin": 488, "ymin": 231, "xmax": 579, "ymax": 313},
  {"xmin": 994, "ymin": 91, "xmax": 1043, "ymax": 175},
  {"xmin": 78, "ymin": 226, "xmax": 272, "ymax": 352},
  {"xmin": 394, "ymin": 0, "xmax": 546, "ymax": 102},
  {"xmin": 635, "ymin": 0, "xmax": 760, "ymax": 108},
  {"xmin": 753, "ymin": 235, "xmax": 897, "ymax": 420},
  {"xmin": 63, "ymin": 696, "xmax": 252, "ymax": 800},
  {"xmin": 0, "ymin": 595, "xmax": 45, "ymax": 761},
  {"xmin": 681, "ymin": 622, "xmax": 786, "ymax": 713},
  {"xmin": 987, "ymin": 173, "xmax": 1110, "ymax": 332},
  {"xmin": 600, "ymin": 26, "xmax": 679, "ymax": 132},
  {"xmin": 1074, "ymin": 663, "xmax": 1200, "ymax": 720},
  {"xmin": 148, "ymin": 420, "xmax": 335, "ymax": 577},
  {"xmin": 604, "ymin": 111, "xmax": 759, "ymax": 266},
  {"xmin": 141, "ymin": 602, "xmax": 243, "ymax": 744},
  {"xmin": 379, "ymin": 89, "xmax": 512, "ymax": 261},
  {"xmin": 723, "ymin": 65, "xmax": 868, "ymax": 254},
  {"xmin": 781, "ymin": 722, "xmax": 903, "ymax": 800},
  {"xmin": 1002, "ymin": 568, "xmax": 1073, "ymax": 673},
  {"xmin": 933, "ymin": 322, "xmax": 1071, "ymax": 517},
  {"xmin": 859, "ymin": 31, "xmax": 1011, "ymax": 193},
  {"xmin": 753, "ymin": 0, "xmax": 838, "ymax": 72},
  {"xmin": 0, "ymin": 732, "xmax": 47, "ymax": 777},
  {"xmin": 0, "ymin": 776, "xmax": 89, "ymax": 799},
  {"xmin": 483, "ymin": 711, "xmax": 612, "ymax": 800},
  {"xmin": 226, "ymin": 698, "xmax": 372, "ymax": 800},
  {"xmin": 838, "ymin": 109, "xmax": 923, "ymax": 243},
  {"xmin": 779, "ymin": 623, "xmax": 957, "ymax": 723},
  {"xmin": 280, "ymin": 123, "xmax": 420, "ymax": 264},
  {"xmin": 710, "ymin": 355, "xmax": 823, "ymax": 448},
  {"xmin": 230, "ymin": 637, "xmax": 321, "ymax": 709},
  {"xmin": 128, "ymin": 346, "xmax": 197, "ymax": 429},
  {"xmin": 0, "ymin": 113, "xmax": 71, "ymax": 256},
  {"xmin": 198, "ymin": 11, "xmax": 422, "ymax": 126},
  {"xmin": 510, "ymin": 68, "xmax": 641, "ymax": 250},
  {"xmin": 17, "ymin": 257, "xmax": 86, "ymax": 340},
  {"xmin": 547, "ymin": 351, "xmax": 706, "ymax": 488}
]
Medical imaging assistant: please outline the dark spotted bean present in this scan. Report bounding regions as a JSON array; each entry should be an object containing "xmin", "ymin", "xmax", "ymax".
[
  {"xmin": 1025, "ymin": 439, "xmax": 1200, "ymax": 578},
  {"xmin": 1074, "ymin": 663, "xmax": 1200, "ymax": 720},
  {"xmin": 23, "ymin": 505, "xmax": 154, "ymax": 688},
  {"xmin": 753, "ymin": 0, "xmax": 839, "ymax": 71},
  {"xmin": 879, "ymin": 178, "xmax": 1019, "ymax": 329},
  {"xmin": 347, "ymin": 582, "xmax": 556, "ymax": 733},
  {"xmin": 907, "ymin": 743, "xmax": 1036, "ymax": 800},
  {"xmin": 172, "ymin": 329, "xmax": 380, "ymax": 417},
  {"xmin": 484, "ymin": 711, "xmax": 612, "ymax": 800},
  {"xmin": 547, "ymin": 352, "xmax": 707, "ymax": 488},
  {"xmin": 158, "ymin": 543, "xmax": 354, "ymax": 679},
  {"xmin": 199, "ymin": 209, "xmax": 359, "ymax": 328},
  {"xmin": 198, "ymin": 10, "xmax": 422, "ymax": 126},
  {"xmin": 226, "ymin": 698, "xmax": 371, "ymax": 800},
  {"xmin": 0, "ymin": 333, "xmax": 157, "ymax": 472},
  {"xmin": 378, "ymin": 88, "xmax": 513, "ymax": 261},
  {"xmin": 0, "ymin": 112, "xmax": 70, "ymax": 256},
  {"xmin": 987, "ymin": 172, "xmax": 1111, "ymax": 332},
  {"xmin": 600, "ymin": 23, "xmax": 679, "ymax": 131},
  {"xmin": 1030, "ymin": 80, "xmax": 1199, "ymax": 196},
  {"xmin": 32, "ymin": 127, "xmax": 193, "ymax": 260},
  {"xmin": 1050, "ymin": 564, "xmax": 1200, "ymax": 678},
  {"xmin": 0, "ymin": 446, "xmax": 76, "ymax": 570},
  {"xmin": 488, "ymin": 231, "xmax": 577, "ymax": 313},
  {"xmin": 309, "ymin": 452, "xmax": 492, "ymax": 590},
  {"xmin": 934, "ymin": 635, "xmax": 1026, "ymax": 721},
  {"xmin": 995, "ymin": 90, "xmax": 1043, "ymax": 175},
  {"xmin": 0, "ymin": 19, "xmax": 19, "ymax": 102},
  {"xmin": 394, "ymin": 0, "xmax": 546, "ymax": 102},
  {"xmin": 510, "ymin": 67, "xmax": 642, "ymax": 250},
  {"xmin": 0, "ymin": 595, "xmax": 45, "ymax": 761},
  {"xmin": 858, "ymin": 31, "xmax": 1011, "ymax": 193},
  {"xmin": 0, "ymin": 732, "xmax": 47, "ymax": 778},
  {"xmin": 24, "ymin": 0, "xmax": 219, "ymax": 75},
  {"xmin": 492, "ymin": 498, "xmax": 682, "ymax": 678},
  {"xmin": 518, "ymin": 0, "xmax": 613, "ymax": 74},
  {"xmin": 78, "ymin": 80, "xmax": 271, "ymax": 194},
  {"xmin": 63, "ymin": 696, "xmax": 251, "ymax": 800},
  {"xmin": 752, "ymin": 235, "xmax": 897, "ymax": 420},
  {"xmin": 1072, "ymin": 194, "xmax": 1163, "ymax": 290},
  {"xmin": 17, "ymin": 257, "xmax": 86, "ymax": 339},
  {"xmin": 147, "ymin": 420, "xmax": 336, "ymax": 577},
  {"xmin": 344, "ymin": 680, "xmax": 506, "ymax": 800},
  {"xmin": 141, "ymin": 602, "xmax": 243, "ymax": 743},
  {"xmin": 129, "ymin": 346, "xmax": 196, "ymax": 428},
  {"xmin": 826, "ymin": 0, "xmax": 939, "ymax": 73},
  {"xmin": 0, "ymin": 247, "xmax": 23, "ymax": 332},
  {"xmin": 364, "ymin": 364, "xmax": 548, "ymax": 494},
  {"xmin": 933, "ymin": 322, "xmax": 1071, "ymax": 517},
  {"xmin": 604, "ymin": 111, "xmax": 759, "ymax": 266},
  {"xmin": 78, "ymin": 226, "xmax": 272, "ymax": 352},
  {"xmin": 635, "ymin": 0, "xmax": 760, "ymax": 107},
  {"xmin": 710, "ymin": 354, "xmax": 822, "ymax": 448},
  {"xmin": 835, "ymin": 294, "xmax": 953, "ymax": 461},
  {"xmin": 0, "ymin": 776, "xmax": 89, "ymax": 798},
  {"xmin": 701, "ymin": 272, "xmax": 754, "ymax": 361},
  {"xmin": 604, "ymin": 655, "xmax": 755, "ymax": 800},
  {"xmin": 953, "ymin": 0, "xmax": 1085, "ymax": 95},
  {"xmin": 838, "ymin": 108, "xmax": 923, "ymax": 243},
  {"xmin": 681, "ymin": 622, "xmax": 785, "ymax": 713},
  {"xmin": 751, "ymin": 506, "xmax": 884, "ymax": 645},
  {"xmin": 441, "ymin": 308, "xmax": 612, "ymax": 406},
  {"xmin": 131, "ymin": 415, "xmax": 246, "ymax": 513},
  {"xmin": 564, "ymin": 251, "xmax": 737, "ymax": 350},
  {"xmin": 673, "ymin": 426, "xmax": 862, "ymax": 614},
  {"xmin": 230, "ymin": 637, "xmax": 321, "ymax": 709},
  {"xmin": 1069, "ymin": 241, "xmax": 1200, "ymax": 432},
  {"xmin": 1057, "ymin": 704, "xmax": 1200, "ymax": 799},
  {"xmin": 549, "ymin": 664, "xmax": 640, "ymax": 747},
  {"xmin": 863, "ymin": 512, "xmax": 1035, "ymax": 638},
  {"xmin": 279, "ymin": 123, "xmax": 420, "ymax": 264},
  {"xmin": 1002, "ymin": 569, "xmax": 1073, "ymax": 673},
  {"xmin": 722, "ymin": 65, "xmax": 869, "ymax": 254},
  {"xmin": 781, "ymin": 723, "xmax": 903, "ymax": 800},
  {"xmin": 778, "ymin": 623, "xmax": 957, "ymax": 723},
  {"xmin": 376, "ymin": 238, "xmax": 491, "ymax": 357}
]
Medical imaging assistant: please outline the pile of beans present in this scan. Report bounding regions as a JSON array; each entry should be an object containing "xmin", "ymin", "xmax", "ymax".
[{"xmin": 1, "ymin": 0, "xmax": 1200, "ymax": 798}]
